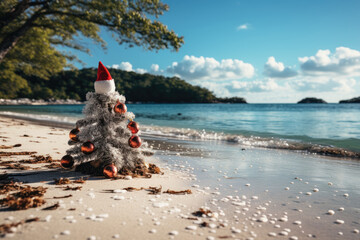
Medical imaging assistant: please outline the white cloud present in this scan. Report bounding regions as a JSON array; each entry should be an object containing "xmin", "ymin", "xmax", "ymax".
[
  {"xmin": 290, "ymin": 77, "xmax": 356, "ymax": 92},
  {"xmin": 167, "ymin": 55, "xmax": 254, "ymax": 81},
  {"xmin": 264, "ymin": 57, "xmax": 298, "ymax": 78},
  {"xmin": 111, "ymin": 62, "xmax": 146, "ymax": 74},
  {"xmin": 299, "ymin": 47, "xmax": 360, "ymax": 76},
  {"xmin": 112, "ymin": 62, "xmax": 133, "ymax": 72},
  {"xmin": 237, "ymin": 24, "xmax": 249, "ymax": 30},
  {"xmin": 150, "ymin": 64, "xmax": 160, "ymax": 72},
  {"xmin": 229, "ymin": 79, "xmax": 280, "ymax": 92}
]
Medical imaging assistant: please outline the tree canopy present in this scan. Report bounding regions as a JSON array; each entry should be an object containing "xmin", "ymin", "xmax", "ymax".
[{"xmin": 0, "ymin": 0, "xmax": 184, "ymax": 98}]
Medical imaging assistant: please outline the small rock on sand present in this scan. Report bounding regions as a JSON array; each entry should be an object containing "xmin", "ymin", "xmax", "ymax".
[{"xmin": 169, "ymin": 230, "xmax": 179, "ymax": 235}]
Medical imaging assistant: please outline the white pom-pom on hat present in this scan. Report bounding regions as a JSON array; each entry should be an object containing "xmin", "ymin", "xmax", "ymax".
[{"xmin": 94, "ymin": 61, "xmax": 116, "ymax": 94}]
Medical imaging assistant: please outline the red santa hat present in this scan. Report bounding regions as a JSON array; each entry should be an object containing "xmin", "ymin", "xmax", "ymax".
[{"xmin": 94, "ymin": 61, "xmax": 116, "ymax": 94}]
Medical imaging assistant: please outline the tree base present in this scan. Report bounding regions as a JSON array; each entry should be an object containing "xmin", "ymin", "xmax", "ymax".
[{"xmin": 74, "ymin": 161, "xmax": 162, "ymax": 177}]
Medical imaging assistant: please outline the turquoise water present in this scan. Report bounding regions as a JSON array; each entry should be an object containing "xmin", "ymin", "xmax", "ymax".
[{"xmin": 0, "ymin": 103, "xmax": 360, "ymax": 152}]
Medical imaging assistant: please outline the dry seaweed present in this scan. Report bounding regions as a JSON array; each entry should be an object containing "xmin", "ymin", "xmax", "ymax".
[
  {"xmin": 192, "ymin": 208, "xmax": 213, "ymax": 217},
  {"xmin": 20, "ymin": 155, "xmax": 53, "ymax": 164},
  {"xmin": 42, "ymin": 202, "xmax": 60, "ymax": 210},
  {"xmin": 123, "ymin": 187, "xmax": 143, "ymax": 192},
  {"xmin": 0, "ymin": 186, "xmax": 47, "ymax": 210},
  {"xmin": 44, "ymin": 163, "xmax": 60, "ymax": 169},
  {"xmin": 147, "ymin": 186, "xmax": 162, "ymax": 195},
  {"xmin": 68, "ymin": 208, "xmax": 76, "ymax": 211},
  {"xmin": 54, "ymin": 178, "xmax": 71, "ymax": 185},
  {"xmin": 200, "ymin": 221, "xmax": 209, "ymax": 227},
  {"xmin": 148, "ymin": 163, "xmax": 163, "ymax": 174},
  {"xmin": 0, "ymin": 151, "xmax": 36, "ymax": 156},
  {"xmin": 0, "ymin": 182, "xmax": 24, "ymax": 194},
  {"xmin": 63, "ymin": 186, "xmax": 82, "ymax": 191},
  {"xmin": 0, "ymin": 161, "xmax": 16, "ymax": 166},
  {"xmin": 72, "ymin": 177, "xmax": 87, "ymax": 184},
  {"xmin": 163, "ymin": 189, "xmax": 192, "ymax": 195},
  {"xmin": 53, "ymin": 194, "xmax": 72, "ymax": 199},
  {"xmin": 4, "ymin": 163, "xmax": 32, "ymax": 170},
  {"xmin": 0, "ymin": 217, "xmax": 39, "ymax": 235},
  {"xmin": 0, "ymin": 144, "xmax": 21, "ymax": 149}
]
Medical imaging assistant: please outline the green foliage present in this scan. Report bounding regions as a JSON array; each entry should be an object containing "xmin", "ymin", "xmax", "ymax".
[
  {"xmin": 0, "ymin": 0, "xmax": 184, "ymax": 98},
  {"xmin": 6, "ymin": 68, "xmax": 219, "ymax": 103}
]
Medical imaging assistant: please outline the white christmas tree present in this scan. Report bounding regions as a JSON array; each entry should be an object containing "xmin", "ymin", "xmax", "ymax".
[{"xmin": 60, "ymin": 62, "xmax": 151, "ymax": 178}]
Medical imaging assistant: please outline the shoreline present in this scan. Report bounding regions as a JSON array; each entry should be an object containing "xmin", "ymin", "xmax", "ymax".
[{"xmin": 1, "ymin": 112, "xmax": 359, "ymax": 162}]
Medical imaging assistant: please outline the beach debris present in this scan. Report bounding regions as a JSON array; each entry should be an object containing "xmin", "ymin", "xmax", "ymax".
[
  {"xmin": 3, "ymin": 163, "xmax": 32, "ymax": 170},
  {"xmin": 164, "ymin": 189, "xmax": 192, "ymax": 195},
  {"xmin": 63, "ymin": 185, "xmax": 82, "ymax": 191},
  {"xmin": 20, "ymin": 155, "xmax": 54, "ymax": 164},
  {"xmin": 123, "ymin": 187, "xmax": 143, "ymax": 192},
  {"xmin": 54, "ymin": 177, "xmax": 86, "ymax": 185},
  {"xmin": 53, "ymin": 194, "xmax": 72, "ymax": 199},
  {"xmin": 0, "ymin": 185, "xmax": 46, "ymax": 210},
  {"xmin": 192, "ymin": 208, "xmax": 212, "ymax": 217},
  {"xmin": 0, "ymin": 217, "xmax": 39, "ymax": 235},
  {"xmin": 0, "ymin": 181, "xmax": 24, "ymax": 194},
  {"xmin": 73, "ymin": 177, "xmax": 87, "ymax": 184},
  {"xmin": 147, "ymin": 186, "xmax": 162, "ymax": 195},
  {"xmin": 42, "ymin": 203, "xmax": 60, "ymax": 210},
  {"xmin": 44, "ymin": 163, "xmax": 61, "ymax": 169},
  {"xmin": 54, "ymin": 178, "xmax": 71, "ymax": 185},
  {"xmin": 0, "ymin": 144, "xmax": 21, "ymax": 149},
  {"xmin": 0, "ymin": 151, "xmax": 36, "ymax": 156}
]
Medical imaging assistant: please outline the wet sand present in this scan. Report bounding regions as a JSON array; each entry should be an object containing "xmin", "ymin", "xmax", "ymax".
[{"xmin": 0, "ymin": 116, "xmax": 360, "ymax": 239}]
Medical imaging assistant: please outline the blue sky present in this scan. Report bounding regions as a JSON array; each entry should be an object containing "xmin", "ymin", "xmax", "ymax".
[{"xmin": 72, "ymin": 0, "xmax": 360, "ymax": 103}]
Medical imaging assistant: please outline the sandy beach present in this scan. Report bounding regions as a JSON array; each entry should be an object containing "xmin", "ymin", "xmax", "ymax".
[{"xmin": 1, "ymin": 116, "xmax": 360, "ymax": 240}]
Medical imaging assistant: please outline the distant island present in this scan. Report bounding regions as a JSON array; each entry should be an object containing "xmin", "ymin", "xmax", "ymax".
[
  {"xmin": 1, "ymin": 68, "xmax": 247, "ymax": 104},
  {"xmin": 297, "ymin": 97, "xmax": 327, "ymax": 104},
  {"xmin": 339, "ymin": 96, "xmax": 360, "ymax": 103}
]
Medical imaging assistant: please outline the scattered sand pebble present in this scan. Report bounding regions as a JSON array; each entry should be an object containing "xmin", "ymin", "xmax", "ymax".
[
  {"xmin": 274, "ymin": 225, "xmax": 281, "ymax": 228},
  {"xmin": 185, "ymin": 225, "xmax": 197, "ymax": 230},
  {"xmin": 338, "ymin": 232, "xmax": 343, "ymax": 236},
  {"xmin": 343, "ymin": 193, "xmax": 349, "ymax": 197},
  {"xmin": 313, "ymin": 188, "xmax": 319, "ymax": 192},
  {"xmin": 353, "ymin": 229, "xmax": 359, "ymax": 234},
  {"xmin": 112, "ymin": 234, "xmax": 120, "ymax": 238},
  {"xmin": 279, "ymin": 231, "xmax": 288, "ymax": 236},
  {"xmin": 124, "ymin": 175, "xmax": 132, "ymax": 180},
  {"xmin": 113, "ymin": 189, "xmax": 127, "ymax": 193},
  {"xmin": 153, "ymin": 202, "xmax": 169, "ymax": 208},
  {"xmin": 112, "ymin": 195, "xmax": 125, "ymax": 200},
  {"xmin": 338, "ymin": 207, "xmax": 344, "ymax": 211},
  {"xmin": 245, "ymin": 183, "xmax": 251, "ymax": 187},
  {"xmin": 206, "ymin": 237, "xmax": 215, "ymax": 240},
  {"xmin": 60, "ymin": 230, "xmax": 70, "ymax": 235},
  {"xmin": 305, "ymin": 192, "xmax": 312, "ymax": 196},
  {"xmin": 327, "ymin": 210, "xmax": 335, "ymax": 215},
  {"xmin": 169, "ymin": 230, "xmax": 179, "ymax": 236},
  {"xmin": 268, "ymin": 232, "xmax": 277, "ymax": 237},
  {"xmin": 285, "ymin": 187, "xmax": 290, "ymax": 190},
  {"xmin": 293, "ymin": 221, "xmax": 301, "ymax": 225},
  {"xmin": 335, "ymin": 219, "xmax": 344, "ymax": 224},
  {"xmin": 149, "ymin": 229, "xmax": 157, "ymax": 234},
  {"xmin": 328, "ymin": 182, "xmax": 333, "ymax": 185},
  {"xmin": 289, "ymin": 236, "xmax": 298, "ymax": 240},
  {"xmin": 87, "ymin": 236, "xmax": 97, "ymax": 240}
]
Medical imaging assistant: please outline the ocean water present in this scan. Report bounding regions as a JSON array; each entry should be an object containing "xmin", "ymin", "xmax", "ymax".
[{"xmin": 0, "ymin": 103, "xmax": 360, "ymax": 152}]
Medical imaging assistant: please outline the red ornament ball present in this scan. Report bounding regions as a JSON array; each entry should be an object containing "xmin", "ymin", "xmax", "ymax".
[
  {"xmin": 81, "ymin": 141, "xmax": 95, "ymax": 154},
  {"xmin": 114, "ymin": 101, "xmax": 127, "ymax": 114},
  {"xmin": 60, "ymin": 155, "xmax": 74, "ymax": 169},
  {"xmin": 128, "ymin": 135, "xmax": 142, "ymax": 148},
  {"xmin": 127, "ymin": 121, "xmax": 139, "ymax": 134},
  {"xmin": 69, "ymin": 128, "xmax": 80, "ymax": 142},
  {"xmin": 103, "ymin": 164, "xmax": 118, "ymax": 178}
]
